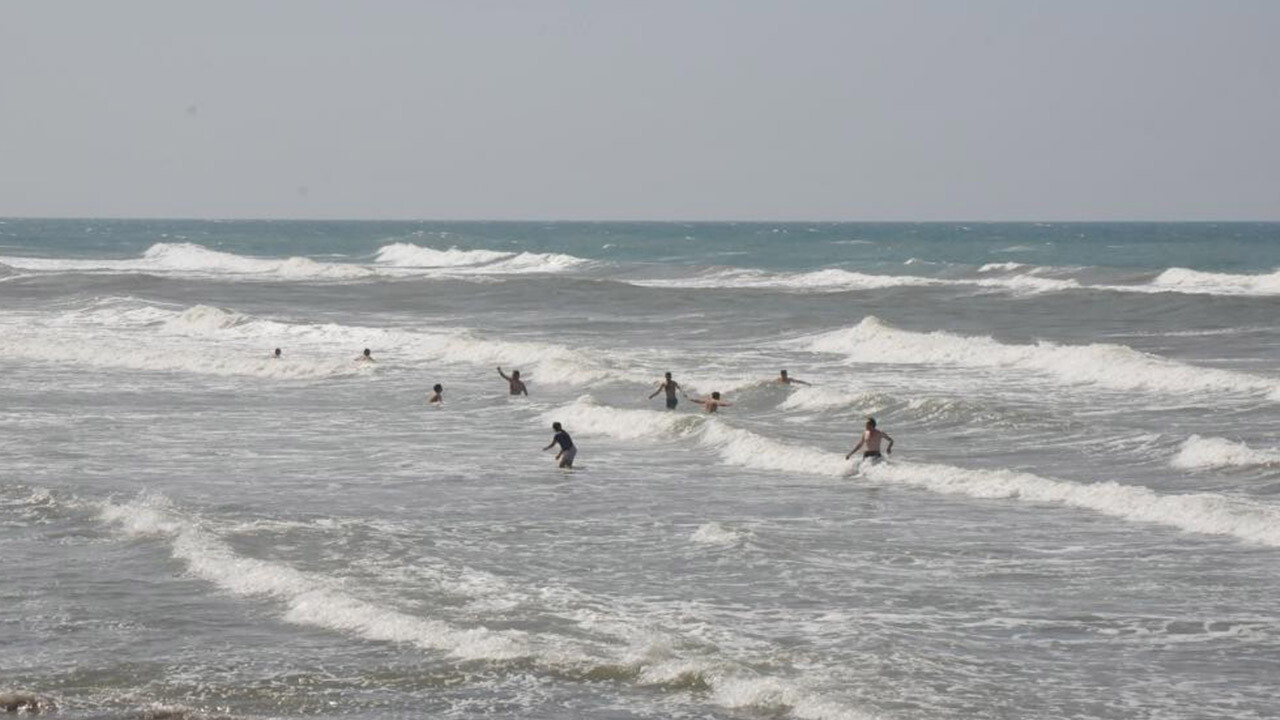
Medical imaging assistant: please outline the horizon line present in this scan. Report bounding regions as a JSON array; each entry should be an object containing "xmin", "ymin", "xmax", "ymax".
[{"xmin": 4, "ymin": 215, "xmax": 1279, "ymax": 224}]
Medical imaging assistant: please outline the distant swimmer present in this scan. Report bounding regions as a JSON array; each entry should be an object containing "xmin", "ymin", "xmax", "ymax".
[
  {"xmin": 648, "ymin": 371, "xmax": 687, "ymax": 410},
  {"xmin": 542, "ymin": 421, "xmax": 576, "ymax": 468},
  {"xmin": 497, "ymin": 367, "xmax": 528, "ymax": 395},
  {"xmin": 357, "ymin": 348, "xmax": 375, "ymax": 362},
  {"xmin": 272, "ymin": 348, "xmax": 282, "ymax": 359},
  {"xmin": 428, "ymin": 383, "xmax": 443, "ymax": 404},
  {"xmin": 690, "ymin": 391, "xmax": 732, "ymax": 413},
  {"xmin": 846, "ymin": 417, "xmax": 893, "ymax": 464},
  {"xmin": 777, "ymin": 369, "xmax": 810, "ymax": 386}
]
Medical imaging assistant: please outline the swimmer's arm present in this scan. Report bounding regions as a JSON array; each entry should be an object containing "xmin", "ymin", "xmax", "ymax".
[
  {"xmin": 648, "ymin": 384, "xmax": 662, "ymax": 399},
  {"xmin": 792, "ymin": 378, "xmax": 811, "ymax": 386},
  {"xmin": 845, "ymin": 437, "xmax": 865, "ymax": 460},
  {"xmin": 883, "ymin": 433, "xmax": 894, "ymax": 453},
  {"xmin": 542, "ymin": 440, "xmax": 556, "ymax": 451},
  {"xmin": 497, "ymin": 367, "xmax": 510, "ymax": 380}
]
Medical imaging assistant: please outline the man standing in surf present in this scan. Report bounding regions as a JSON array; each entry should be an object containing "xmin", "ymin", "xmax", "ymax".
[
  {"xmin": 648, "ymin": 371, "xmax": 687, "ymax": 410},
  {"xmin": 543, "ymin": 422, "xmax": 576, "ymax": 469},
  {"xmin": 846, "ymin": 417, "xmax": 893, "ymax": 465}
]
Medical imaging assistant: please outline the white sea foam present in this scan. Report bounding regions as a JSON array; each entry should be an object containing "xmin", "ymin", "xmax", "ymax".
[
  {"xmin": 978, "ymin": 262, "xmax": 1028, "ymax": 272},
  {"xmin": 4, "ymin": 300, "xmax": 626, "ymax": 384},
  {"xmin": 375, "ymin": 242, "xmax": 591, "ymax": 274},
  {"xmin": 0, "ymin": 242, "xmax": 374, "ymax": 280},
  {"xmin": 96, "ymin": 494, "xmax": 876, "ymax": 720},
  {"xmin": 0, "ymin": 241, "xmax": 593, "ymax": 282},
  {"xmin": 374, "ymin": 243, "xmax": 514, "ymax": 267},
  {"xmin": 98, "ymin": 496, "xmax": 530, "ymax": 660},
  {"xmin": 795, "ymin": 317, "xmax": 1280, "ymax": 400},
  {"xmin": 630, "ymin": 267, "xmax": 1077, "ymax": 295},
  {"xmin": 545, "ymin": 398, "xmax": 1280, "ymax": 546},
  {"xmin": 690, "ymin": 522, "xmax": 751, "ymax": 546},
  {"xmin": 862, "ymin": 461, "xmax": 1280, "ymax": 547},
  {"xmin": 1149, "ymin": 267, "xmax": 1280, "ymax": 296},
  {"xmin": 1171, "ymin": 435, "xmax": 1280, "ymax": 470},
  {"xmin": 542, "ymin": 397, "xmax": 854, "ymax": 477}
]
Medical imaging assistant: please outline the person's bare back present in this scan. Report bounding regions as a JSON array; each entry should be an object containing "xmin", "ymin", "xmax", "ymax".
[{"xmin": 690, "ymin": 391, "xmax": 731, "ymax": 413}]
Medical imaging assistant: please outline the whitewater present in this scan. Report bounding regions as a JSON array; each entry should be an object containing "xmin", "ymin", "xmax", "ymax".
[{"xmin": 3, "ymin": 219, "xmax": 1279, "ymax": 720}]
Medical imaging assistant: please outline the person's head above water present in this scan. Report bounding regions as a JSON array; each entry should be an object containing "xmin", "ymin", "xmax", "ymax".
[
  {"xmin": 552, "ymin": 421, "xmax": 563, "ymax": 431},
  {"xmin": 512, "ymin": 370, "xmax": 521, "ymax": 378},
  {"xmin": 274, "ymin": 348, "xmax": 281, "ymax": 357},
  {"xmin": 664, "ymin": 371, "xmax": 672, "ymax": 380},
  {"xmin": 363, "ymin": 348, "xmax": 371, "ymax": 357},
  {"xmin": 780, "ymin": 369, "xmax": 788, "ymax": 378},
  {"xmin": 711, "ymin": 391, "xmax": 721, "ymax": 400},
  {"xmin": 433, "ymin": 384, "xmax": 443, "ymax": 393},
  {"xmin": 866, "ymin": 417, "xmax": 877, "ymax": 429}
]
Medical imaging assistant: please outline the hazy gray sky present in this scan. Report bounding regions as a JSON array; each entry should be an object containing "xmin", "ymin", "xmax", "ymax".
[{"xmin": 3, "ymin": 1, "xmax": 1278, "ymax": 220}]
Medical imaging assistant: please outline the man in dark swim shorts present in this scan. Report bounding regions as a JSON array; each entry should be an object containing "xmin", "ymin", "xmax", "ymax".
[
  {"xmin": 846, "ymin": 417, "xmax": 894, "ymax": 465},
  {"xmin": 648, "ymin": 371, "xmax": 686, "ymax": 410}
]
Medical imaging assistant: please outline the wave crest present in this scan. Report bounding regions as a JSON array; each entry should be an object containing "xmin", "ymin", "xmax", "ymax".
[
  {"xmin": 797, "ymin": 317, "xmax": 1280, "ymax": 400},
  {"xmin": 1172, "ymin": 435, "xmax": 1280, "ymax": 470},
  {"xmin": 1152, "ymin": 267, "xmax": 1280, "ymax": 296}
]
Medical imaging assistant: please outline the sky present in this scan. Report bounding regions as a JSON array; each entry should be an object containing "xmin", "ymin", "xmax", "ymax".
[{"xmin": 2, "ymin": 1, "xmax": 1278, "ymax": 221}]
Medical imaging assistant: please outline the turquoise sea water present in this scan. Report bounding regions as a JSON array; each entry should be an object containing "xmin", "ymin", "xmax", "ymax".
[{"xmin": 2, "ymin": 220, "xmax": 1279, "ymax": 720}]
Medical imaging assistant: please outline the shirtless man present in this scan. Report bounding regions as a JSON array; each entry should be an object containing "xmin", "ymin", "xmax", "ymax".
[
  {"xmin": 648, "ymin": 371, "xmax": 687, "ymax": 410},
  {"xmin": 542, "ymin": 421, "xmax": 577, "ymax": 468},
  {"xmin": 357, "ymin": 348, "xmax": 375, "ymax": 362},
  {"xmin": 427, "ymin": 383, "xmax": 443, "ymax": 404},
  {"xmin": 846, "ymin": 417, "xmax": 894, "ymax": 464},
  {"xmin": 777, "ymin": 369, "xmax": 810, "ymax": 386},
  {"xmin": 497, "ymin": 367, "xmax": 528, "ymax": 395},
  {"xmin": 689, "ymin": 391, "xmax": 732, "ymax": 413}
]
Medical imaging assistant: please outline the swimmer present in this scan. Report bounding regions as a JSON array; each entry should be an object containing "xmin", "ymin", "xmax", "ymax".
[
  {"xmin": 542, "ymin": 421, "xmax": 576, "ymax": 468},
  {"xmin": 777, "ymin": 369, "xmax": 810, "ymax": 386},
  {"xmin": 272, "ymin": 348, "xmax": 282, "ymax": 359},
  {"xmin": 648, "ymin": 371, "xmax": 687, "ymax": 410},
  {"xmin": 689, "ymin": 391, "xmax": 732, "ymax": 413},
  {"xmin": 497, "ymin": 367, "xmax": 528, "ymax": 395},
  {"xmin": 846, "ymin": 417, "xmax": 894, "ymax": 464},
  {"xmin": 356, "ymin": 348, "xmax": 375, "ymax": 362},
  {"xmin": 427, "ymin": 383, "xmax": 443, "ymax": 404}
]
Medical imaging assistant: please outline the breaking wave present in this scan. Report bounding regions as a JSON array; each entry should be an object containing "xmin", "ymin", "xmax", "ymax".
[
  {"xmin": 543, "ymin": 397, "xmax": 1280, "ymax": 546},
  {"xmin": 1149, "ymin": 267, "xmax": 1280, "ymax": 296},
  {"xmin": 1172, "ymin": 435, "xmax": 1280, "ymax": 470},
  {"xmin": 2, "ymin": 300, "xmax": 627, "ymax": 384},
  {"xmin": 96, "ymin": 494, "xmax": 876, "ymax": 720},
  {"xmin": 375, "ymin": 242, "xmax": 592, "ymax": 274},
  {"xmin": 630, "ymin": 268, "xmax": 1078, "ymax": 294},
  {"xmin": 795, "ymin": 317, "xmax": 1280, "ymax": 400},
  {"xmin": 0, "ymin": 242, "xmax": 594, "ymax": 282}
]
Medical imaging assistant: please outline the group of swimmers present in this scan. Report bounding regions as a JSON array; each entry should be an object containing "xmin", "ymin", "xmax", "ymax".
[{"xmin": 272, "ymin": 348, "xmax": 892, "ymax": 470}]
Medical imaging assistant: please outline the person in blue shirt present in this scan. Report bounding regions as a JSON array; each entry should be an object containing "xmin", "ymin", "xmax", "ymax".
[{"xmin": 542, "ymin": 422, "xmax": 576, "ymax": 469}]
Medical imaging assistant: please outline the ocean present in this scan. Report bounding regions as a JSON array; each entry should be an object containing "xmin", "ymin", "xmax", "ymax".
[{"xmin": 2, "ymin": 219, "xmax": 1278, "ymax": 720}]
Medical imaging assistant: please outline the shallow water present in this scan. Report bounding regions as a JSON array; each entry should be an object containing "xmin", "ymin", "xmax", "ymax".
[{"xmin": 2, "ymin": 220, "xmax": 1279, "ymax": 719}]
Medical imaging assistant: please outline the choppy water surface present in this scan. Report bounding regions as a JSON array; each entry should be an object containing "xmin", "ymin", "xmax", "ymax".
[{"xmin": 2, "ymin": 220, "xmax": 1279, "ymax": 720}]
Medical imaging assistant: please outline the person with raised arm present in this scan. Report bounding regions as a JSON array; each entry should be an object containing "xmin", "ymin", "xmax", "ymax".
[{"xmin": 497, "ymin": 366, "xmax": 528, "ymax": 395}]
